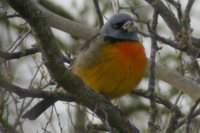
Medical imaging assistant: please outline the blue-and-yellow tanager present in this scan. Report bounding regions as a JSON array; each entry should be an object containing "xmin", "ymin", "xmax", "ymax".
[{"xmin": 22, "ymin": 13, "xmax": 147, "ymax": 120}]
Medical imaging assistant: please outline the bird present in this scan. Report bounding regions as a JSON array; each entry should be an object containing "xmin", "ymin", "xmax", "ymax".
[{"xmin": 22, "ymin": 13, "xmax": 147, "ymax": 120}]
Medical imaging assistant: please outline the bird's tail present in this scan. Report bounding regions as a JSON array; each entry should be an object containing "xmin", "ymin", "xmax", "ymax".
[{"xmin": 22, "ymin": 98, "xmax": 57, "ymax": 120}]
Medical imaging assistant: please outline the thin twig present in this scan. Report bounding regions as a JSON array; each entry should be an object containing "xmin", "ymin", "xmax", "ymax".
[
  {"xmin": 165, "ymin": 0, "xmax": 182, "ymax": 19},
  {"xmin": 191, "ymin": 57, "xmax": 200, "ymax": 81},
  {"xmin": 185, "ymin": 98, "xmax": 200, "ymax": 133},
  {"xmin": 165, "ymin": 0, "xmax": 180, "ymax": 8},
  {"xmin": 43, "ymin": 105, "xmax": 54, "ymax": 133},
  {"xmin": 11, "ymin": 29, "xmax": 32, "ymax": 53},
  {"xmin": 93, "ymin": 0, "xmax": 104, "ymax": 28},
  {"xmin": 164, "ymin": 92, "xmax": 182, "ymax": 133},
  {"xmin": 54, "ymin": 105, "xmax": 63, "ymax": 133},
  {"xmin": 0, "ymin": 13, "xmax": 20, "ymax": 19},
  {"xmin": 177, "ymin": 108, "xmax": 200, "ymax": 128},
  {"xmin": 111, "ymin": 0, "xmax": 120, "ymax": 14},
  {"xmin": 132, "ymin": 90, "xmax": 182, "ymax": 115},
  {"xmin": 0, "ymin": 47, "xmax": 40, "ymax": 64},
  {"xmin": 185, "ymin": 0, "xmax": 195, "ymax": 16},
  {"xmin": 178, "ymin": 0, "xmax": 194, "ymax": 50}
]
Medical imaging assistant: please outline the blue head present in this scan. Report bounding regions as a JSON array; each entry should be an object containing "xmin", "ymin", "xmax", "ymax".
[{"xmin": 100, "ymin": 13, "xmax": 139, "ymax": 41}]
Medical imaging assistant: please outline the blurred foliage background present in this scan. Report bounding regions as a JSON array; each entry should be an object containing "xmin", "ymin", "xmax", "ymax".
[{"xmin": 0, "ymin": 0, "xmax": 200, "ymax": 132}]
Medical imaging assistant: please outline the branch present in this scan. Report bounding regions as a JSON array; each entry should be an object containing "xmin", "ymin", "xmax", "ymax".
[
  {"xmin": 33, "ymin": 1, "xmax": 98, "ymax": 40},
  {"xmin": 165, "ymin": 0, "xmax": 180, "ymax": 8},
  {"xmin": 0, "ymin": 13, "xmax": 20, "ymax": 19},
  {"xmin": 145, "ymin": 0, "xmax": 200, "ymax": 58},
  {"xmin": 185, "ymin": 0, "xmax": 195, "ymax": 16},
  {"xmin": 177, "ymin": 108, "xmax": 200, "ymax": 128},
  {"xmin": 154, "ymin": 61, "xmax": 200, "ymax": 99},
  {"xmin": 0, "ymin": 77, "xmax": 75, "ymax": 101},
  {"xmin": 145, "ymin": 0, "xmax": 180, "ymax": 35},
  {"xmin": 7, "ymin": 0, "xmax": 140, "ymax": 132},
  {"xmin": 136, "ymin": 26, "xmax": 200, "ymax": 57},
  {"xmin": 0, "ymin": 47, "xmax": 40, "ymax": 61},
  {"xmin": 111, "ymin": 0, "xmax": 120, "ymax": 14},
  {"xmin": 185, "ymin": 98, "xmax": 200, "ymax": 133},
  {"xmin": 148, "ymin": 11, "xmax": 159, "ymax": 133},
  {"xmin": 93, "ymin": 0, "xmax": 104, "ymax": 27},
  {"xmin": 132, "ymin": 90, "xmax": 182, "ymax": 133},
  {"xmin": 0, "ymin": 47, "xmax": 72, "ymax": 63},
  {"xmin": 132, "ymin": 90, "xmax": 181, "ymax": 114},
  {"xmin": 38, "ymin": 0, "xmax": 74, "ymax": 20},
  {"xmin": 165, "ymin": 0, "xmax": 182, "ymax": 19}
]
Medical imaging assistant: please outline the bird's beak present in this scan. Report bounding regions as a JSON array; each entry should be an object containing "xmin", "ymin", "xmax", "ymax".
[{"xmin": 122, "ymin": 20, "xmax": 137, "ymax": 33}]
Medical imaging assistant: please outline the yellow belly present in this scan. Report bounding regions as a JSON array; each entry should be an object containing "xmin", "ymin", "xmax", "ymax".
[{"xmin": 72, "ymin": 41, "xmax": 146, "ymax": 98}]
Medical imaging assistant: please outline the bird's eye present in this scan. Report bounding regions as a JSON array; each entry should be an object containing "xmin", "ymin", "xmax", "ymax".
[
  {"xmin": 112, "ymin": 23, "xmax": 121, "ymax": 29},
  {"xmin": 112, "ymin": 21, "xmax": 127, "ymax": 29}
]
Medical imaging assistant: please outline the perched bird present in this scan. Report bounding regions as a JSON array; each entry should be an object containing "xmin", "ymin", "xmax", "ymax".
[{"xmin": 22, "ymin": 13, "xmax": 147, "ymax": 120}]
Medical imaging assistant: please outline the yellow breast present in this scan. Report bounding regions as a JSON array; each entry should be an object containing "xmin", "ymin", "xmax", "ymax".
[{"xmin": 72, "ymin": 41, "xmax": 147, "ymax": 98}]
